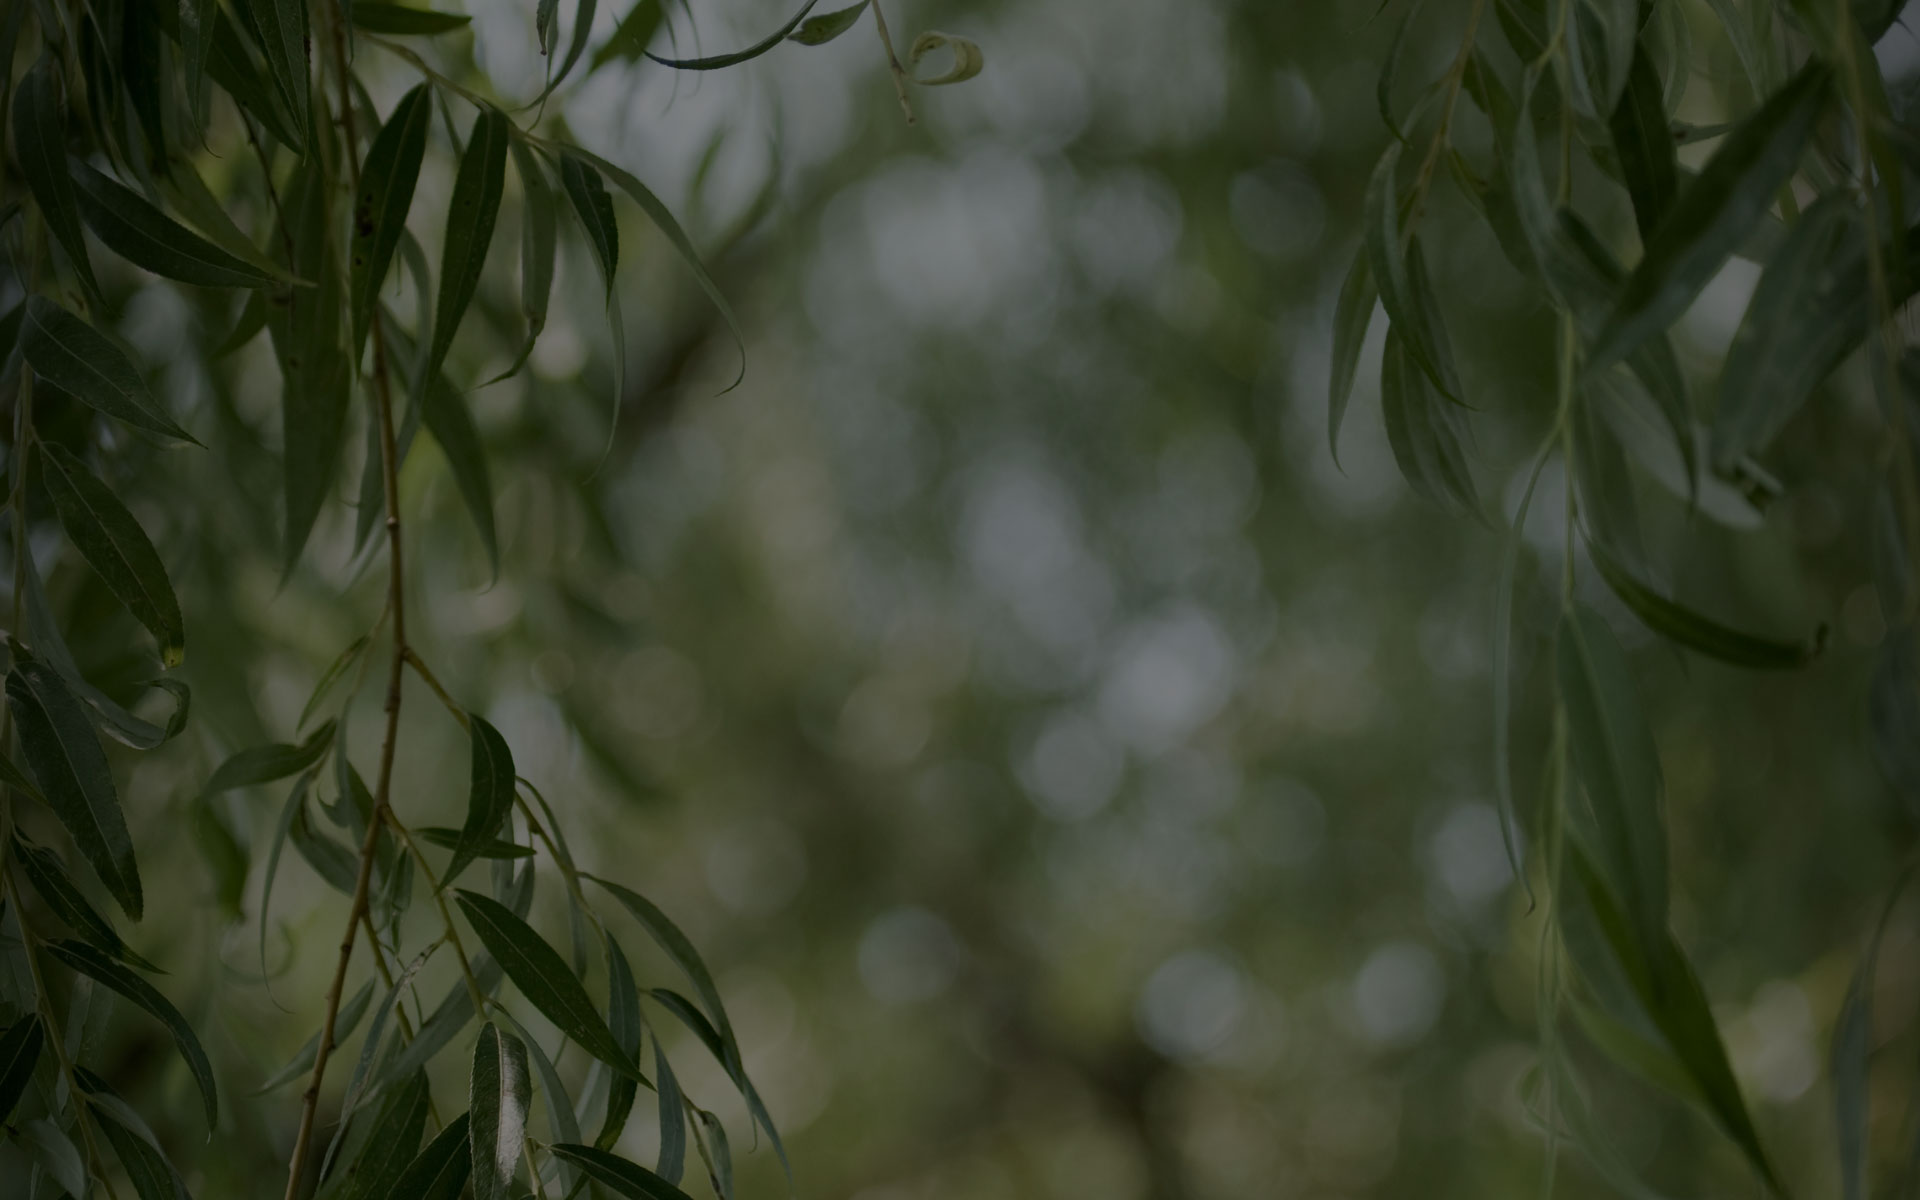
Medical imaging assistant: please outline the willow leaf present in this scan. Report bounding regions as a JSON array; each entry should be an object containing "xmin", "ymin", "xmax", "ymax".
[
  {"xmin": 39, "ymin": 443, "xmax": 185, "ymax": 667},
  {"xmin": 422, "ymin": 107, "xmax": 509, "ymax": 395},
  {"xmin": 0, "ymin": 1014, "xmax": 43, "ymax": 1124},
  {"xmin": 13, "ymin": 834, "xmax": 159, "ymax": 970},
  {"xmin": 549, "ymin": 1144, "xmax": 700, "ymax": 1200},
  {"xmin": 353, "ymin": 3, "xmax": 474, "ymax": 34},
  {"xmin": 70, "ymin": 160, "xmax": 277, "ymax": 288},
  {"xmin": 381, "ymin": 1111, "xmax": 470, "ymax": 1200},
  {"xmin": 1363, "ymin": 144, "xmax": 1462, "ymax": 399},
  {"xmin": 789, "ymin": 1, "xmax": 868, "ymax": 44},
  {"xmin": 8, "ymin": 654, "xmax": 141, "ymax": 919},
  {"xmin": 1380, "ymin": 326, "xmax": 1478, "ymax": 517},
  {"xmin": 91, "ymin": 1099, "xmax": 188, "ymax": 1200},
  {"xmin": 1328, "ymin": 250, "xmax": 1376, "ymax": 465},
  {"xmin": 351, "ymin": 84, "xmax": 432, "ymax": 357},
  {"xmin": 422, "ymin": 376, "xmax": 498, "ymax": 575},
  {"xmin": 203, "ymin": 720, "xmax": 336, "ymax": 794},
  {"xmin": 251, "ymin": 979, "xmax": 375, "ymax": 1093},
  {"xmin": 1586, "ymin": 537, "xmax": 1821, "ymax": 669},
  {"xmin": 20, "ymin": 298, "xmax": 196, "ymax": 443},
  {"xmin": 1609, "ymin": 41, "xmax": 1678, "ymax": 242},
  {"xmin": 646, "ymin": 0, "xmax": 822, "ymax": 69},
  {"xmin": 13, "ymin": 56, "xmax": 99, "ymax": 299},
  {"xmin": 48, "ymin": 940, "xmax": 216, "ymax": 1127},
  {"xmin": 444, "ymin": 715, "xmax": 515, "ymax": 885},
  {"xmin": 598, "ymin": 935, "xmax": 642, "ymax": 1150},
  {"xmin": 470, "ymin": 1023, "xmax": 531, "ymax": 1200},
  {"xmin": 1590, "ymin": 63, "xmax": 1831, "ymax": 373},
  {"xmin": 561, "ymin": 153, "xmax": 619, "ymax": 302},
  {"xmin": 340, "ymin": 1071, "xmax": 432, "ymax": 1200},
  {"xmin": 593, "ymin": 0, "xmax": 664, "ymax": 68},
  {"xmin": 240, "ymin": 0, "xmax": 309, "ymax": 141}
]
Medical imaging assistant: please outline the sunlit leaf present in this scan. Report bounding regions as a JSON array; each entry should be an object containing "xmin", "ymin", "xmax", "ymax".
[
  {"xmin": 351, "ymin": 84, "xmax": 432, "ymax": 358},
  {"xmin": 8, "ymin": 652, "xmax": 141, "ymax": 920},
  {"xmin": 422, "ymin": 106, "xmax": 509, "ymax": 396},
  {"xmin": 647, "ymin": 0, "xmax": 822, "ymax": 69},
  {"xmin": 455, "ymin": 889, "xmax": 646, "ymax": 1080},
  {"xmin": 21, "ymin": 297, "xmax": 197, "ymax": 443},
  {"xmin": 1590, "ymin": 64, "xmax": 1831, "ymax": 373},
  {"xmin": 444, "ymin": 715, "xmax": 516, "ymax": 885},
  {"xmin": 908, "ymin": 32, "xmax": 984, "ymax": 86},
  {"xmin": 0, "ymin": 1014, "xmax": 43, "ymax": 1124},
  {"xmin": 549, "ymin": 1143, "xmax": 700, "ymax": 1200},
  {"xmin": 40, "ymin": 443, "xmax": 185, "ymax": 667},
  {"xmin": 47, "ymin": 939, "xmax": 216, "ymax": 1127},
  {"xmin": 353, "ymin": 3, "xmax": 474, "ymax": 34},
  {"xmin": 470, "ymin": 1022, "xmax": 530, "ymax": 1200},
  {"xmin": 789, "ymin": 1, "xmax": 868, "ymax": 45}
]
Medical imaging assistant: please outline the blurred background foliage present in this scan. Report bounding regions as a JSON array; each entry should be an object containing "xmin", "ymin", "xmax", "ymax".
[{"xmin": 12, "ymin": 0, "xmax": 1920, "ymax": 1197}]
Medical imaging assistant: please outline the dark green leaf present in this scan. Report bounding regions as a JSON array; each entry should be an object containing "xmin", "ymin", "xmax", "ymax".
[
  {"xmin": 1327, "ymin": 250, "xmax": 1376, "ymax": 466},
  {"xmin": 299, "ymin": 636, "xmax": 371, "ymax": 732},
  {"xmin": 20, "ymin": 556, "xmax": 182, "ymax": 749},
  {"xmin": 1557, "ymin": 606, "xmax": 1668, "ymax": 951},
  {"xmin": 9, "ymin": 653, "xmax": 141, "ymax": 919},
  {"xmin": 593, "ymin": 0, "xmax": 663, "ymax": 68},
  {"xmin": 417, "ymin": 826, "xmax": 530, "ymax": 858},
  {"xmin": 556, "ymin": 142, "xmax": 746, "ymax": 389},
  {"xmin": 201, "ymin": 6, "xmax": 304, "ymax": 150},
  {"xmin": 646, "ymin": 0, "xmax": 822, "ymax": 69},
  {"xmin": 321, "ymin": 946, "xmax": 436, "ymax": 1178},
  {"xmin": 252, "ymin": 979, "xmax": 375, "ymax": 1093},
  {"xmin": 422, "ymin": 107, "xmax": 510, "ymax": 395},
  {"xmin": 789, "ymin": 1, "xmax": 868, "ymax": 45},
  {"xmin": 290, "ymin": 786, "xmax": 360, "ymax": 893},
  {"xmin": 339, "ymin": 1071, "xmax": 431, "ymax": 1200},
  {"xmin": 375, "ymin": 954, "xmax": 504, "ymax": 1087},
  {"xmin": 646, "ymin": 990, "xmax": 785, "ymax": 1184},
  {"xmin": 0, "ymin": 744, "xmax": 41, "ymax": 803},
  {"xmin": 203, "ymin": 719, "xmax": 337, "ymax": 793},
  {"xmin": 1586, "ymin": 536, "xmax": 1821, "ymax": 669},
  {"xmin": 20, "ymin": 297, "xmax": 197, "ymax": 443},
  {"xmin": 1364, "ymin": 143, "xmax": 1462, "ymax": 400},
  {"xmin": 1380, "ymin": 326, "xmax": 1479, "ymax": 517},
  {"xmin": 381, "ymin": 1111, "xmax": 470, "ymax": 1200},
  {"xmin": 351, "ymin": 84, "xmax": 432, "ymax": 358},
  {"xmin": 490, "ymin": 137, "xmax": 557, "ymax": 385},
  {"xmin": 1609, "ymin": 41, "xmax": 1679, "ymax": 243},
  {"xmin": 256, "ymin": 774, "xmax": 315, "ymax": 980},
  {"xmin": 422, "ymin": 376, "xmax": 498, "ymax": 575},
  {"xmin": 13, "ymin": 56, "xmax": 99, "ymax": 299},
  {"xmin": 13, "ymin": 834, "xmax": 160, "ymax": 970},
  {"xmin": 454, "ymin": 889, "xmax": 644, "ymax": 1080},
  {"xmin": 598, "ymin": 935, "xmax": 642, "ymax": 1150},
  {"xmin": 353, "ymin": 3, "xmax": 474, "ymax": 34},
  {"xmin": 47, "ymin": 939, "xmax": 216, "ymax": 1127},
  {"xmin": 549, "ymin": 1144, "xmax": 700, "ymax": 1200},
  {"xmin": 70, "ymin": 160, "xmax": 278, "ymax": 288},
  {"xmin": 90, "ymin": 1097, "xmax": 190, "ymax": 1200},
  {"xmin": 239, "ymin": 0, "xmax": 310, "ymax": 143},
  {"xmin": 39, "ymin": 443, "xmax": 185, "ymax": 667},
  {"xmin": 0, "ymin": 1014, "xmax": 44, "ymax": 1124},
  {"xmin": 1590, "ymin": 64, "xmax": 1832, "ymax": 374},
  {"xmin": 17, "ymin": 1117, "xmax": 86, "ymax": 1196},
  {"xmin": 561, "ymin": 154, "xmax": 619, "ymax": 302},
  {"xmin": 444, "ymin": 715, "xmax": 516, "ymax": 884},
  {"xmin": 470, "ymin": 1023, "xmax": 530, "ymax": 1200},
  {"xmin": 653, "ymin": 1040, "xmax": 686, "ymax": 1182}
]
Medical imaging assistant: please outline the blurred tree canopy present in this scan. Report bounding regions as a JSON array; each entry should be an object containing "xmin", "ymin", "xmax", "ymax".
[{"xmin": 4, "ymin": 1, "xmax": 1920, "ymax": 1199}]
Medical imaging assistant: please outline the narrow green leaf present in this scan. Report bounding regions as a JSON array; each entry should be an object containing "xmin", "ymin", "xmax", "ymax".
[
  {"xmin": 47, "ymin": 939, "xmax": 215, "ymax": 1127},
  {"xmin": 549, "ymin": 1144, "xmax": 700, "ymax": 1200},
  {"xmin": 693, "ymin": 1111, "xmax": 734, "ymax": 1200},
  {"xmin": 20, "ymin": 556, "xmax": 183, "ymax": 749},
  {"xmin": 353, "ymin": 3, "xmax": 474, "ymax": 34},
  {"xmin": 1557, "ymin": 606, "xmax": 1668, "ymax": 951},
  {"xmin": 422, "ymin": 107, "xmax": 510, "ymax": 394},
  {"xmin": 1363, "ymin": 145, "xmax": 1462, "ymax": 399},
  {"xmin": 655, "ymin": 1043, "xmax": 687, "ymax": 1183},
  {"xmin": 340, "ymin": 1071, "xmax": 432, "ymax": 1200},
  {"xmin": 1590, "ymin": 64, "xmax": 1832, "ymax": 373},
  {"xmin": 789, "ymin": 1, "xmax": 868, "ymax": 45},
  {"xmin": 561, "ymin": 154, "xmax": 619, "ymax": 302},
  {"xmin": 70, "ymin": 160, "xmax": 278, "ymax": 288},
  {"xmin": 207, "ymin": 7, "xmax": 304, "ymax": 149},
  {"xmin": 491, "ymin": 137, "xmax": 557, "ymax": 384},
  {"xmin": 454, "ymin": 889, "xmax": 645, "ymax": 1080},
  {"xmin": 299, "ymin": 636, "xmax": 370, "ymax": 731},
  {"xmin": 1327, "ymin": 250, "xmax": 1376, "ymax": 466},
  {"xmin": 0, "ymin": 1014, "xmax": 44, "ymax": 1124},
  {"xmin": 381, "ymin": 1111, "xmax": 470, "ymax": 1200},
  {"xmin": 350, "ymin": 84, "xmax": 432, "ymax": 358},
  {"xmin": 8, "ymin": 654, "xmax": 141, "ymax": 920},
  {"xmin": 251, "ymin": 979, "xmax": 375, "ymax": 1093},
  {"xmin": 39, "ymin": 443, "xmax": 186, "ymax": 667},
  {"xmin": 375, "ymin": 955, "xmax": 505, "ymax": 1088},
  {"xmin": 203, "ymin": 719, "xmax": 337, "ymax": 793},
  {"xmin": 444, "ymin": 715, "xmax": 516, "ymax": 885},
  {"xmin": 553, "ymin": 142, "xmax": 746, "ymax": 388},
  {"xmin": 13, "ymin": 56, "xmax": 99, "ymax": 299},
  {"xmin": 18, "ymin": 1117, "xmax": 86, "ymax": 1196},
  {"xmin": 907, "ymin": 32, "xmax": 984, "ymax": 86},
  {"xmin": 13, "ymin": 834, "xmax": 160, "ymax": 971},
  {"xmin": 422, "ymin": 376, "xmax": 498, "ymax": 575},
  {"xmin": 646, "ymin": 990, "xmax": 786, "ymax": 1183},
  {"xmin": 290, "ymin": 788, "xmax": 360, "ymax": 892},
  {"xmin": 90, "ymin": 1098, "xmax": 189, "ymax": 1200},
  {"xmin": 20, "ymin": 297, "xmax": 197, "ymax": 443},
  {"xmin": 1380, "ymin": 326, "xmax": 1479, "ymax": 517},
  {"xmin": 492, "ymin": 1009, "xmax": 582, "ymax": 1195},
  {"xmin": 1585, "ymin": 536, "xmax": 1822, "ymax": 669},
  {"xmin": 540, "ymin": 0, "xmax": 603, "ymax": 102},
  {"xmin": 321, "ymin": 946, "xmax": 436, "ymax": 1179},
  {"xmin": 240, "ymin": 0, "xmax": 310, "ymax": 142},
  {"xmin": 598, "ymin": 935, "xmax": 642, "ymax": 1150},
  {"xmin": 1609, "ymin": 41, "xmax": 1679, "ymax": 242},
  {"xmin": 647, "ymin": 0, "xmax": 822, "ymax": 69},
  {"xmin": 593, "ymin": 0, "xmax": 664, "ymax": 69},
  {"xmin": 470, "ymin": 1023, "xmax": 530, "ymax": 1200},
  {"xmin": 417, "ymin": 826, "xmax": 530, "ymax": 858}
]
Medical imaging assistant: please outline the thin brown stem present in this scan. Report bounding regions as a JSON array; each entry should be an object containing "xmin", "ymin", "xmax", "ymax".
[
  {"xmin": 282, "ymin": 4, "xmax": 417, "ymax": 1195},
  {"xmin": 870, "ymin": 1, "xmax": 916, "ymax": 126}
]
